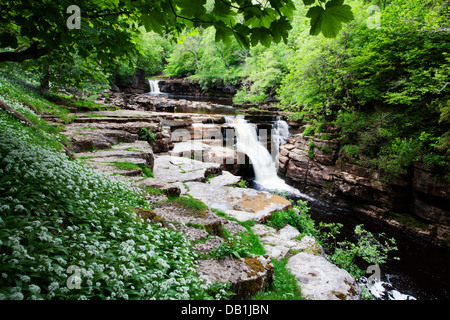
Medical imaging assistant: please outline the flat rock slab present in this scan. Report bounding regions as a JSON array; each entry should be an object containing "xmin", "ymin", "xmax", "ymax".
[
  {"xmin": 169, "ymin": 141, "xmax": 244, "ymax": 175},
  {"xmin": 75, "ymin": 142, "xmax": 155, "ymax": 177},
  {"xmin": 196, "ymin": 255, "xmax": 274, "ymax": 300},
  {"xmin": 252, "ymin": 224, "xmax": 323, "ymax": 259},
  {"xmin": 286, "ymin": 252, "xmax": 361, "ymax": 300},
  {"xmin": 151, "ymin": 202, "xmax": 225, "ymax": 236},
  {"xmin": 184, "ymin": 182, "xmax": 292, "ymax": 223},
  {"xmin": 133, "ymin": 177, "xmax": 181, "ymax": 197},
  {"xmin": 153, "ymin": 155, "xmax": 221, "ymax": 183}
]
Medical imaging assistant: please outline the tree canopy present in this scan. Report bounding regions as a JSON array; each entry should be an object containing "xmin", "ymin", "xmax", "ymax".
[{"xmin": 0, "ymin": 0, "xmax": 355, "ymax": 64}]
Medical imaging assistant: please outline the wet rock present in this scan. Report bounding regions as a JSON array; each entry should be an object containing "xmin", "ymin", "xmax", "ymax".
[{"xmin": 170, "ymin": 141, "xmax": 245, "ymax": 175}]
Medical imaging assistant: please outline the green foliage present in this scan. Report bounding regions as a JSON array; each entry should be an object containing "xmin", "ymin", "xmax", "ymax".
[
  {"xmin": 252, "ymin": 258, "xmax": 305, "ymax": 300},
  {"xmin": 111, "ymin": 162, "xmax": 154, "ymax": 178},
  {"xmin": 322, "ymin": 224, "xmax": 399, "ymax": 278},
  {"xmin": 276, "ymin": 0, "xmax": 449, "ymax": 178},
  {"xmin": 174, "ymin": 195, "xmax": 208, "ymax": 216},
  {"xmin": 0, "ymin": 106, "xmax": 230, "ymax": 300},
  {"xmin": 207, "ymin": 230, "xmax": 265, "ymax": 259},
  {"xmin": 236, "ymin": 178, "xmax": 249, "ymax": 188},
  {"xmin": 138, "ymin": 128, "xmax": 157, "ymax": 144},
  {"xmin": 205, "ymin": 210, "xmax": 266, "ymax": 259},
  {"xmin": 306, "ymin": 0, "xmax": 354, "ymax": 38},
  {"xmin": 266, "ymin": 201, "xmax": 318, "ymax": 238},
  {"xmin": 3, "ymin": 0, "xmax": 354, "ymax": 96},
  {"xmin": 233, "ymin": 43, "xmax": 289, "ymax": 105}
]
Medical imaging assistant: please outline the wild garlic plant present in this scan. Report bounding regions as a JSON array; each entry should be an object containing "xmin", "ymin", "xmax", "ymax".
[{"xmin": 0, "ymin": 99, "xmax": 231, "ymax": 300}]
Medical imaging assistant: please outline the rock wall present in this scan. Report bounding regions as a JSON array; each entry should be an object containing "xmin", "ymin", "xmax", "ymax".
[
  {"xmin": 114, "ymin": 69, "xmax": 149, "ymax": 94},
  {"xmin": 278, "ymin": 132, "xmax": 450, "ymax": 244},
  {"xmin": 158, "ymin": 78, "xmax": 237, "ymax": 98}
]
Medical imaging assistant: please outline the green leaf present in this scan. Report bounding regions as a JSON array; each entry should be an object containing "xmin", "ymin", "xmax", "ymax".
[
  {"xmin": 321, "ymin": 4, "xmax": 354, "ymax": 38},
  {"xmin": 270, "ymin": 17, "xmax": 292, "ymax": 43},
  {"xmin": 175, "ymin": 0, "xmax": 207, "ymax": 18},
  {"xmin": 306, "ymin": 2, "xmax": 354, "ymax": 38},
  {"xmin": 303, "ymin": 0, "xmax": 316, "ymax": 5},
  {"xmin": 306, "ymin": 6, "xmax": 324, "ymax": 36}
]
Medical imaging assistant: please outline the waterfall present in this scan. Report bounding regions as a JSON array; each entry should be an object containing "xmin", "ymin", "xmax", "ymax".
[
  {"xmin": 271, "ymin": 117, "xmax": 291, "ymax": 160},
  {"xmin": 148, "ymin": 79, "xmax": 161, "ymax": 95},
  {"xmin": 225, "ymin": 115, "xmax": 303, "ymax": 196}
]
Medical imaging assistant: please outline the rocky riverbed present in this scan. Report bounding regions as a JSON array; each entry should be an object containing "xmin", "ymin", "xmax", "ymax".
[{"xmin": 43, "ymin": 97, "xmax": 363, "ymax": 300}]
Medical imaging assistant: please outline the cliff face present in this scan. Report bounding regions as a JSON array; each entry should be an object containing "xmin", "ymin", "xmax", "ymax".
[
  {"xmin": 158, "ymin": 78, "xmax": 237, "ymax": 98},
  {"xmin": 278, "ymin": 132, "xmax": 450, "ymax": 244}
]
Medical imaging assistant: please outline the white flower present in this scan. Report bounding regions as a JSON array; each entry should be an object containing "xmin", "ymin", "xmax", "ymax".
[
  {"xmin": 29, "ymin": 284, "xmax": 41, "ymax": 294},
  {"xmin": 48, "ymin": 282, "xmax": 59, "ymax": 292},
  {"xmin": 9, "ymin": 292, "xmax": 24, "ymax": 300}
]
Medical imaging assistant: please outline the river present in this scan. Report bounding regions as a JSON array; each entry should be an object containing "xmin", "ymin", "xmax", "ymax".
[{"xmin": 146, "ymin": 87, "xmax": 450, "ymax": 300}]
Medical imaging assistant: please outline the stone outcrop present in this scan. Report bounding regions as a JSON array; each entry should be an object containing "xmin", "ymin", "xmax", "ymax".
[
  {"xmin": 278, "ymin": 132, "xmax": 450, "ymax": 244},
  {"xmin": 53, "ymin": 95, "xmax": 364, "ymax": 300},
  {"xmin": 287, "ymin": 252, "xmax": 360, "ymax": 300},
  {"xmin": 196, "ymin": 256, "xmax": 274, "ymax": 300},
  {"xmin": 113, "ymin": 68, "xmax": 148, "ymax": 94},
  {"xmin": 58, "ymin": 110, "xmax": 173, "ymax": 153},
  {"xmin": 169, "ymin": 141, "xmax": 247, "ymax": 175},
  {"xmin": 158, "ymin": 78, "xmax": 237, "ymax": 98}
]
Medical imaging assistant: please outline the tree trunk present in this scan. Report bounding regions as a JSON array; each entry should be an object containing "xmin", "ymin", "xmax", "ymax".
[{"xmin": 0, "ymin": 99, "xmax": 34, "ymax": 126}]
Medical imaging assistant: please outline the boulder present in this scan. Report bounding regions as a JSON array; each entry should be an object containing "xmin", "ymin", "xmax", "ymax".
[
  {"xmin": 153, "ymin": 155, "xmax": 222, "ymax": 183},
  {"xmin": 252, "ymin": 224, "xmax": 323, "ymax": 259},
  {"xmin": 170, "ymin": 141, "xmax": 245, "ymax": 174},
  {"xmin": 152, "ymin": 202, "xmax": 225, "ymax": 236},
  {"xmin": 196, "ymin": 255, "xmax": 274, "ymax": 300},
  {"xmin": 287, "ymin": 252, "xmax": 361, "ymax": 300},
  {"xmin": 133, "ymin": 177, "xmax": 181, "ymax": 197}
]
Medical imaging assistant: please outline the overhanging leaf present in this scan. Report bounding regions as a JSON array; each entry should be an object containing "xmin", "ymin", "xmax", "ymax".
[
  {"xmin": 306, "ymin": 2, "xmax": 354, "ymax": 38},
  {"xmin": 306, "ymin": 6, "xmax": 324, "ymax": 36}
]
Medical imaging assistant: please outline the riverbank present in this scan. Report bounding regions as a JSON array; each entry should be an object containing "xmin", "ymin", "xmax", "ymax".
[{"xmin": 1, "ymin": 77, "xmax": 449, "ymax": 299}]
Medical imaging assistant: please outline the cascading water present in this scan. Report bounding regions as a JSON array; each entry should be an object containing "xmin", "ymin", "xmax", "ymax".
[
  {"xmin": 225, "ymin": 115, "xmax": 308, "ymax": 198},
  {"xmin": 148, "ymin": 79, "xmax": 161, "ymax": 95},
  {"xmin": 271, "ymin": 116, "xmax": 291, "ymax": 160}
]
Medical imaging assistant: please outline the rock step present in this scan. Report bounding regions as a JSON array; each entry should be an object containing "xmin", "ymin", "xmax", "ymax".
[
  {"xmin": 196, "ymin": 256, "xmax": 274, "ymax": 300},
  {"xmin": 153, "ymin": 155, "xmax": 222, "ymax": 183}
]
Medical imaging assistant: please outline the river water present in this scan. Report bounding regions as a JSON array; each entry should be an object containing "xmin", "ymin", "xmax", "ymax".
[{"xmin": 146, "ymin": 89, "xmax": 450, "ymax": 300}]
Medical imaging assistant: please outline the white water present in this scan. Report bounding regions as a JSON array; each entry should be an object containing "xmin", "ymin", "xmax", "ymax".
[
  {"xmin": 271, "ymin": 117, "xmax": 291, "ymax": 160},
  {"xmin": 359, "ymin": 277, "xmax": 416, "ymax": 300},
  {"xmin": 148, "ymin": 79, "xmax": 161, "ymax": 95},
  {"xmin": 225, "ymin": 115, "xmax": 308, "ymax": 197}
]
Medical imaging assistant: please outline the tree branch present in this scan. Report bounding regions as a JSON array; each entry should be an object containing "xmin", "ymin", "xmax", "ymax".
[
  {"xmin": 0, "ymin": 98, "xmax": 76, "ymax": 159},
  {"xmin": 0, "ymin": 43, "xmax": 52, "ymax": 63},
  {"xmin": 0, "ymin": 99, "xmax": 34, "ymax": 126}
]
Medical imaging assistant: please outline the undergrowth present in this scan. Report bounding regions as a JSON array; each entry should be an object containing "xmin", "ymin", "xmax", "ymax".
[{"xmin": 0, "ymin": 80, "xmax": 230, "ymax": 300}]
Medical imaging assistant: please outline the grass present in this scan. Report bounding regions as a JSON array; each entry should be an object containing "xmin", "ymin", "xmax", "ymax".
[
  {"xmin": 209, "ymin": 208, "xmax": 304, "ymax": 299},
  {"xmin": 252, "ymin": 258, "xmax": 305, "ymax": 300},
  {"xmin": 111, "ymin": 161, "xmax": 154, "ymax": 178},
  {"xmin": 174, "ymin": 195, "xmax": 209, "ymax": 216}
]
